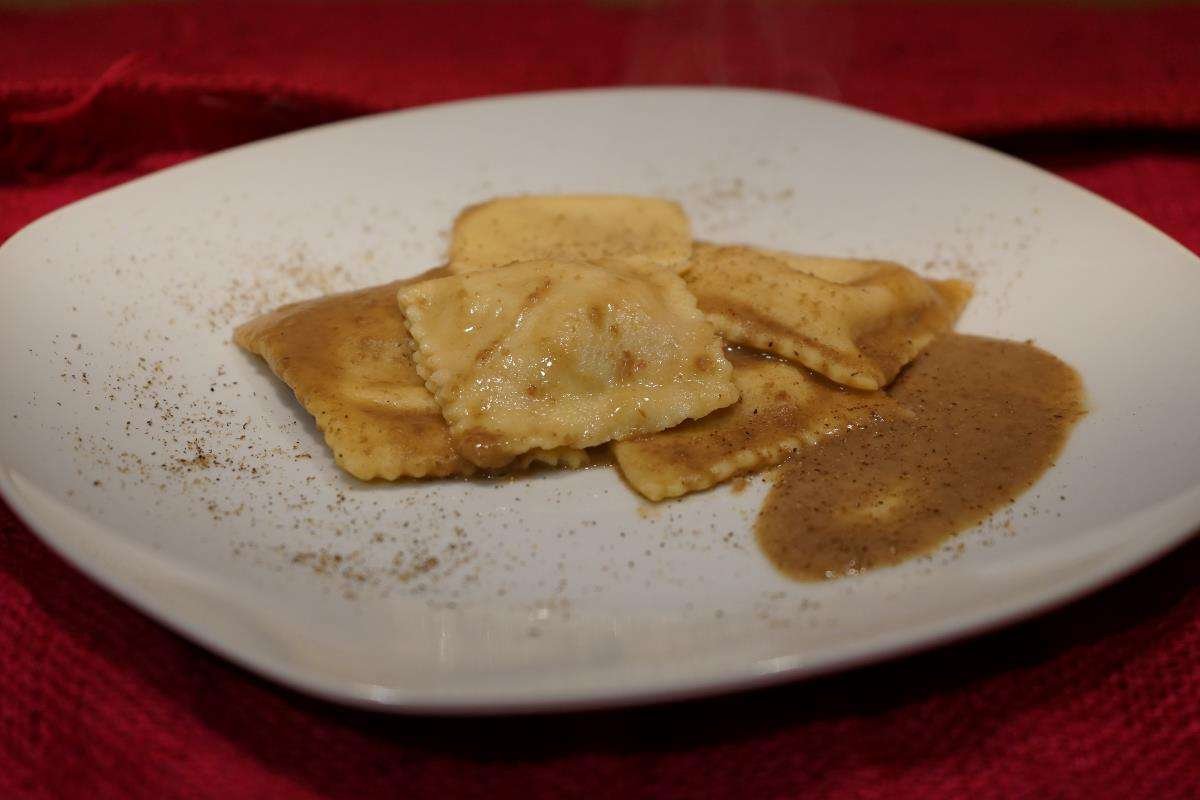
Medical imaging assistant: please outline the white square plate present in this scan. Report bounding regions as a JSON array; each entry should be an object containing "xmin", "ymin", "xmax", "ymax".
[{"xmin": 2, "ymin": 88, "xmax": 1198, "ymax": 712}]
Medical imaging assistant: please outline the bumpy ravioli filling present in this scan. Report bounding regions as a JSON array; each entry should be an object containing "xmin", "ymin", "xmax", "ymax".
[{"xmin": 398, "ymin": 257, "xmax": 738, "ymax": 468}]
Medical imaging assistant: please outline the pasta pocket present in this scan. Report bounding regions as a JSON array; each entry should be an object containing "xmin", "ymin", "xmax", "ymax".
[
  {"xmin": 235, "ymin": 282, "xmax": 472, "ymax": 480},
  {"xmin": 399, "ymin": 258, "xmax": 738, "ymax": 469},
  {"xmin": 681, "ymin": 244, "xmax": 972, "ymax": 390},
  {"xmin": 613, "ymin": 349, "xmax": 909, "ymax": 500},
  {"xmin": 235, "ymin": 281, "xmax": 587, "ymax": 480},
  {"xmin": 448, "ymin": 195, "xmax": 691, "ymax": 274}
]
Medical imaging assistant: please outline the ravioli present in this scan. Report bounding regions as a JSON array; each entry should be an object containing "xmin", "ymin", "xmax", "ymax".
[
  {"xmin": 234, "ymin": 281, "xmax": 469, "ymax": 480},
  {"xmin": 613, "ymin": 349, "xmax": 909, "ymax": 500},
  {"xmin": 399, "ymin": 258, "xmax": 739, "ymax": 469},
  {"xmin": 680, "ymin": 244, "xmax": 973, "ymax": 390},
  {"xmin": 235, "ymin": 280, "xmax": 588, "ymax": 480},
  {"xmin": 448, "ymin": 195, "xmax": 691, "ymax": 274}
]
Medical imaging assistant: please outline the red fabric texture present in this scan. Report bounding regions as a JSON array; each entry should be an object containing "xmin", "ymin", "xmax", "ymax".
[{"xmin": 1, "ymin": 2, "xmax": 1198, "ymax": 797}]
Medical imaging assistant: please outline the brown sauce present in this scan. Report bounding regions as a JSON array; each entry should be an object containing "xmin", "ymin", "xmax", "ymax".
[{"xmin": 755, "ymin": 333, "xmax": 1085, "ymax": 580}]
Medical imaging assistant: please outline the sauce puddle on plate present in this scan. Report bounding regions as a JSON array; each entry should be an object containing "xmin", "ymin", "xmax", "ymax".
[{"xmin": 756, "ymin": 333, "xmax": 1086, "ymax": 580}]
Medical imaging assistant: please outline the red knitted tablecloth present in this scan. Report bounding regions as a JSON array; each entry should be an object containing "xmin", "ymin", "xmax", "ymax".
[{"xmin": 1, "ymin": 3, "xmax": 1198, "ymax": 798}]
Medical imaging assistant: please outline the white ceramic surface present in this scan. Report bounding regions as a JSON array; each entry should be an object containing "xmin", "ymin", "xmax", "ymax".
[{"xmin": 1, "ymin": 88, "xmax": 1197, "ymax": 713}]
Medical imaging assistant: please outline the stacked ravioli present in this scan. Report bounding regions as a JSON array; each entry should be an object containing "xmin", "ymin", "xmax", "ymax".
[{"xmin": 235, "ymin": 195, "xmax": 971, "ymax": 500}]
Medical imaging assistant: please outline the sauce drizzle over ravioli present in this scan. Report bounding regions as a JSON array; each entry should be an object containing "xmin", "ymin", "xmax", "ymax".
[{"xmin": 756, "ymin": 333, "xmax": 1086, "ymax": 580}]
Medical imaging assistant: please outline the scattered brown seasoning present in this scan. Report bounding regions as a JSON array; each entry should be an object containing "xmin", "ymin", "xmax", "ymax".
[
  {"xmin": 755, "ymin": 333, "xmax": 1085, "ymax": 580},
  {"xmin": 56, "ymin": 257, "xmax": 486, "ymax": 591},
  {"xmin": 202, "ymin": 256, "xmax": 361, "ymax": 334},
  {"xmin": 664, "ymin": 176, "xmax": 799, "ymax": 241}
]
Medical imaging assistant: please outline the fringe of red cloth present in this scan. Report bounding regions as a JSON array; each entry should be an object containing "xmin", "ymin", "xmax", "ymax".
[
  {"xmin": 2, "ymin": 1, "xmax": 1199, "ymax": 181},
  {"xmin": 1, "ymin": 56, "xmax": 369, "ymax": 181}
]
